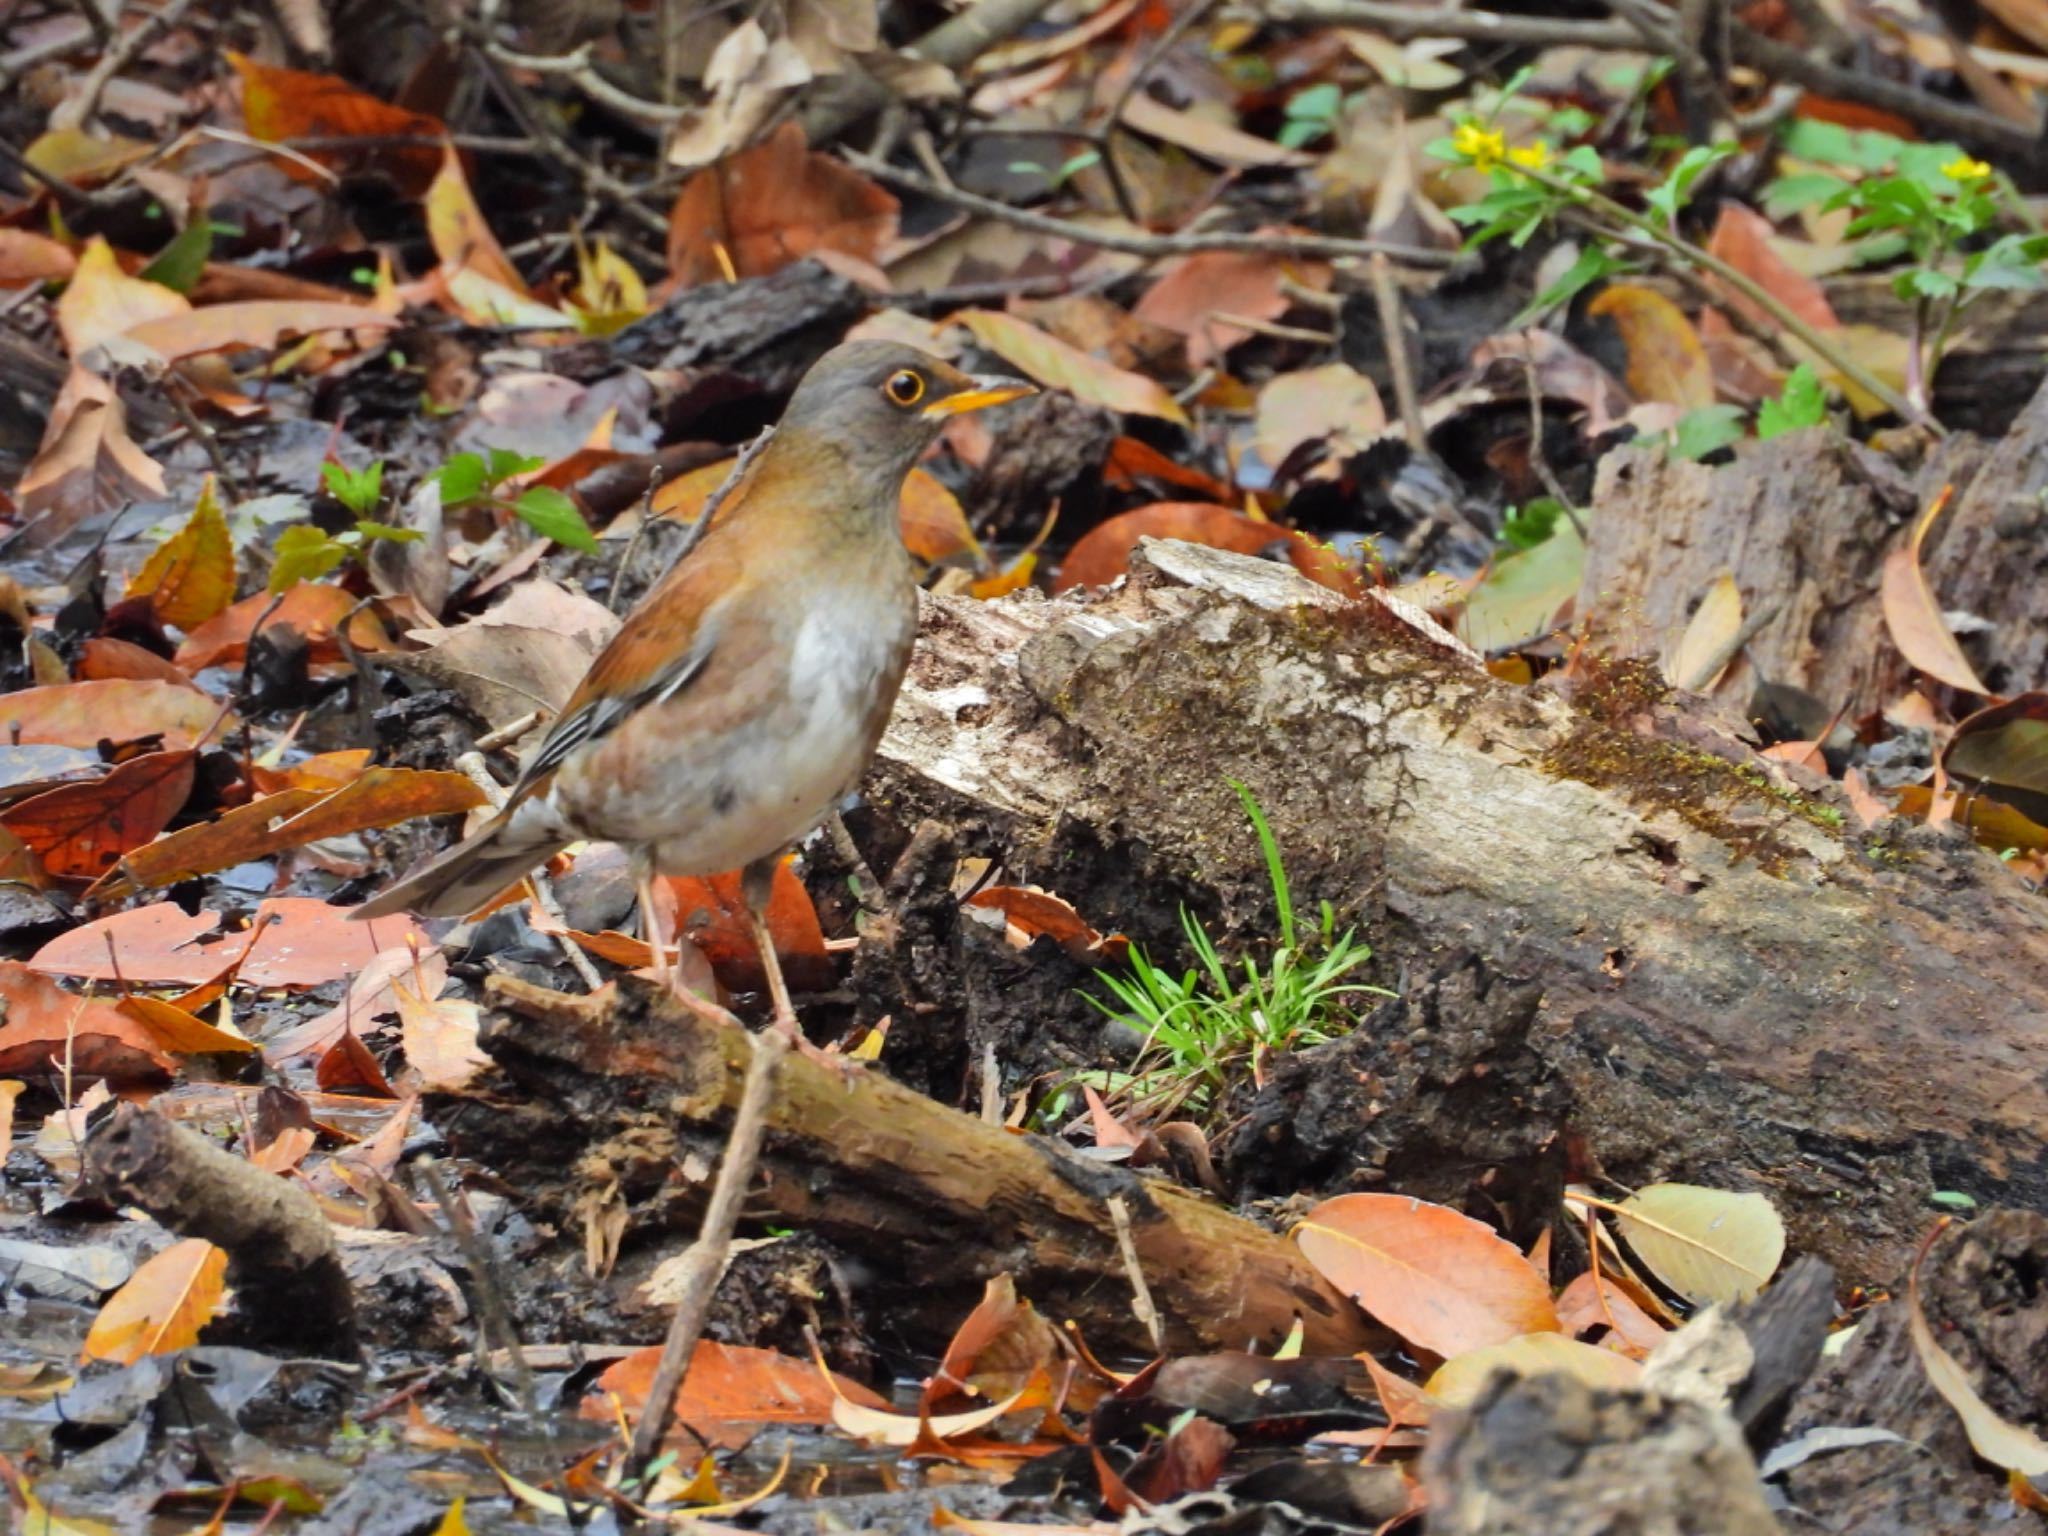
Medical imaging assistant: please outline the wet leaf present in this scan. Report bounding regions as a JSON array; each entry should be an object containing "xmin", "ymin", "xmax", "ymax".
[
  {"xmin": 118, "ymin": 994, "xmax": 259, "ymax": 1055},
  {"xmin": 82, "ymin": 1239, "xmax": 227, "ymax": 1363},
  {"xmin": 0, "ymin": 680, "xmax": 224, "ymax": 750},
  {"xmin": 126, "ymin": 478, "xmax": 235, "ymax": 631},
  {"xmin": 0, "ymin": 750, "xmax": 196, "ymax": 882},
  {"xmin": 662, "ymin": 862, "xmax": 833, "ymax": 995},
  {"xmin": 90, "ymin": 769, "xmax": 484, "ymax": 897},
  {"xmin": 667, "ymin": 121, "xmax": 898, "ymax": 288},
  {"xmin": 1133, "ymin": 248, "xmax": 1331, "ymax": 368},
  {"xmin": 953, "ymin": 310, "xmax": 1188, "ymax": 425},
  {"xmin": 1882, "ymin": 488, "xmax": 1990, "ymax": 693},
  {"xmin": 1294, "ymin": 1193, "xmax": 1560, "ymax": 1359},
  {"xmin": 583, "ymin": 1340, "xmax": 884, "ymax": 1451},
  {"xmin": 928, "ymin": 1276, "xmax": 1064, "ymax": 1410},
  {"xmin": 75, "ymin": 638, "xmax": 202, "ymax": 688},
  {"xmin": 1945, "ymin": 693, "xmax": 2048, "ymax": 796},
  {"xmin": 0, "ymin": 963, "xmax": 173, "ymax": 1081},
  {"xmin": 1425, "ymin": 1332, "xmax": 1641, "ymax": 1406},
  {"xmin": 1614, "ymin": 1183, "xmax": 1785, "ymax": 1306}
]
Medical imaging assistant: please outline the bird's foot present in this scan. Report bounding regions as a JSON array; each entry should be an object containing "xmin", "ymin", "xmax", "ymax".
[
  {"xmin": 770, "ymin": 1011, "xmax": 863, "ymax": 1084},
  {"xmin": 662, "ymin": 974, "xmax": 745, "ymax": 1033}
]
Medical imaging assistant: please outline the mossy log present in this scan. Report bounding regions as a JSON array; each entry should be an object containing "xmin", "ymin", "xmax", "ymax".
[{"xmin": 866, "ymin": 538, "xmax": 2048, "ymax": 1287}]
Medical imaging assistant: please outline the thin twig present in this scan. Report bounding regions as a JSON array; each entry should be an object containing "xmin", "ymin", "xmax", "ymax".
[
  {"xmin": 626, "ymin": 1025, "xmax": 787, "ymax": 1469},
  {"xmin": 413, "ymin": 1157, "xmax": 539, "ymax": 1417},
  {"xmin": 844, "ymin": 151, "xmax": 1457, "ymax": 267},
  {"xmin": 1106, "ymin": 1195, "xmax": 1164, "ymax": 1355},
  {"xmin": 50, "ymin": 0, "xmax": 201, "ymax": 132},
  {"xmin": 1368, "ymin": 253, "xmax": 1428, "ymax": 453}
]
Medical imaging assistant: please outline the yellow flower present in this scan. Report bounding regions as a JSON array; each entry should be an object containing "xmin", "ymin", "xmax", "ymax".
[
  {"xmin": 1453, "ymin": 120, "xmax": 1507, "ymax": 171},
  {"xmin": 1507, "ymin": 141, "xmax": 1552, "ymax": 171},
  {"xmin": 1942, "ymin": 156, "xmax": 1992, "ymax": 184}
]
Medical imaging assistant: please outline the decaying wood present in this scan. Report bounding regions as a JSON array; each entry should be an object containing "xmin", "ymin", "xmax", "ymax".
[
  {"xmin": 442, "ymin": 974, "xmax": 1375, "ymax": 1358},
  {"xmin": 1581, "ymin": 372, "xmax": 2048, "ymax": 715},
  {"xmin": 867, "ymin": 537, "xmax": 2048, "ymax": 1288},
  {"xmin": 85, "ymin": 1104, "xmax": 357, "ymax": 1358}
]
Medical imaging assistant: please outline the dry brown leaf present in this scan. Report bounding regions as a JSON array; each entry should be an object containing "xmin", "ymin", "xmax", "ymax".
[
  {"xmin": 660, "ymin": 862, "xmax": 833, "ymax": 995},
  {"xmin": 1664, "ymin": 571, "xmax": 1743, "ymax": 693},
  {"xmin": 1055, "ymin": 503, "xmax": 1357, "ymax": 597},
  {"xmin": 82, "ymin": 1238, "xmax": 227, "ymax": 1363},
  {"xmin": 1702, "ymin": 203, "xmax": 1838, "ymax": 336},
  {"xmin": 952, "ymin": 309, "xmax": 1187, "ymax": 425},
  {"xmin": 121, "ymin": 300, "xmax": 396, "ymax": 364},
  {"xmin": 176, "ymin": 583, "xmax": 392, "ymax": 673},
  {"xmin": 1586, "ymin": 285, "xmax": 1716, "ymax": 410},
  {"xmin": 666, "ymin": 20, "xmax": 813, "ymax": 171},
  {"xmin": 0, "ymin": 679, "xmax": 224, "ymax": 750},
  {"xmin": 55, "ymin": 236, "xmax": 187, "ymax": 358},
  {"xmin": 75, "ymin": 638, "xmax": 203, "ymax": 688},
  {"xmin": 1120, "ymin": 93, "xmax": 1313, "ymax": 169},
  {"xmin": 1881, "ymin": 487, "xmax": 1988, "ymax": 696},
  {"xmin": 1908, "ymin": 1222, "xmax": 2048, "ymax": 1478},
  {"xmin": 15, "ymin": 368, "xmax": 168, "ymax": 544},
  {"xmin": 0, "ymin": 749, "xmax": 195, "ymax": 882},
  {"xmin": 1132, "ymin": 247, "xmax": 1331, "ymax": 368},
  {"xmin": 1294, "ymin": 1193, "xmax": 1560, "ymax": 1359},
  {"xmin": 1555, "ymin": 1271, "xmax": 1670, "ymax": 1359},
  {"xmin": 0, "ymin": 962, "xmax": 174, "ymax": 1081},
  {"xmin": 1253, "ymin": 363, "xmax": 1387, "ymax": 470},
  {"xmin": 667, "ymin": 121, "xmax": 899, "ymax": 288},
  {"xmin": 393, "ymin": 978, "xmax": 489, "ymax": 1091},
  {"xmin": 230, "ymin": 50, "xmax": 444, "ymax": 195},
  {"xmin": 0, "ymin": 229, "xmax": 78, "ymax": 285}
]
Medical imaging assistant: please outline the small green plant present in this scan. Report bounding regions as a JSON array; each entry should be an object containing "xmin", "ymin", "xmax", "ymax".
[
  {"xmin": 436, "ymin": 448, "xmax": 599, "ymax": 553},
  {"xmin": 1756, "ymin": 362, "xmax": 1828, "ymax": 440},
  {"xmin": 1083, "ymin": 782, "xmax": 1389, "ymax": 1120},
  {"xmin": 1500, "ymin": 495, "xmax": 1569, "ymax": 550},
  {"xmin": 269, "ymin": 459, "xmax": 423, "ymax": 592},
  {"xmin": 1433, "ymin": 77, "xmax": 1926, "ymax": 431},
  {"xmin": 1278, "ymin": 83, "xmax": 1346, "ymax": 149},
  {"xmin": 1006, "ymin": 148, "xmax": 1101, "ymax": 189}
]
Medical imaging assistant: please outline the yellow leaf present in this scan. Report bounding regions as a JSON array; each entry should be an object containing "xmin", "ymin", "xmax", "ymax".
[
  {"xmin": 82, "ymin": 1238, "xmax": 228, "ymax": 1363},
  {"xmin": 1426, "ymin": 1331, "xmax": 1642, "ymax": 1407},
  {"xmin": 125, "ymin": 477, "xmax": 236, "ymax": 631},
  {"xmin": 1614, "ymin": 1183, "xmax": 1785, "ymax": 1306},
  {"xmin": 55, "ymin": 236, "xmax": 188, "ymax": 359},
  {"xmin": 952, "ymin": 309, "xmax": 1188, "ymax": 424}
]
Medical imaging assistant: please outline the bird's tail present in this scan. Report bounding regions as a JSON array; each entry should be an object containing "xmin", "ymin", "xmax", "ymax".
[{"xmin": 351, "ymin": 804, "xmax": 570, "ymax": 921}]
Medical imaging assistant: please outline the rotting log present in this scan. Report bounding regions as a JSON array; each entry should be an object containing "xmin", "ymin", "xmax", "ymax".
[
  {"xmin": 441, "ymin": 974, "xmax": 1376, "ymax": 1358},
  {"xmin": 864, "ymin": 538, "xmax": 2048, "ymax": 1288}
]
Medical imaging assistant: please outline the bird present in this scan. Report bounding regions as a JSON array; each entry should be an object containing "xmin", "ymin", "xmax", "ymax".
[{"xmin": 353, "ymin": 340, "xmax": 1035, "ymax": 1045}]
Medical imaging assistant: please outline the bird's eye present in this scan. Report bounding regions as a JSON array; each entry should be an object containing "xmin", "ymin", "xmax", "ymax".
[{"xmin": 884, "ymin": 369, "xmax": 926, "ymax": 406}]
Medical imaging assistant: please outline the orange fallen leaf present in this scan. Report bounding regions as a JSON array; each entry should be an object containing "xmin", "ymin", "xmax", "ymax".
[
  {"xmin": 661, "ymin": 861, "xmax": 832, "ymax": 995},
  {"xmin": 82, "ymin": 1238, "xmax": 227, "ymax": 1363},
  {"xmin": 32, "ymin": 898, "xmax": 428, "ymax": 990},
  {"xmin": 1881, "ymin": 486, "xmax": 1988, "ymax": 695},
  {"xmin": 1293, "ymin": 1192, "xmax": 1560, "ymax": 1359},
  {"xmin": 0, "ymin": 749, "xmax": 196, "ymax": 882},
  {"xmin": 1054, "ymin": 502, "xmax": 1357, "ymax": 596},
  {"xmin": 1132, "ymin": 246, "xmax": 1331, "ymax": 369},
  {"xmin": 1103, "ymin": 435, "xmax": 1235, "ymax": 503},
  {"xmin": 230, "ymin": 51, "xmax": 444, "ymax": 195},
  {"xmin": 0, "ymin": 229, "xmax": 78, "ymax": 285},
  {"xmin": 15, "ymin": 366, "xmax": 168, "ymax": 542},
  {"xmin": 0, "ymin": 679, "xmax": 226, "ymax": 749},
  {"xmin": 666, "ymin": 121, "xmax": 899, "ymax": 289},
  {"xmin": 1586, "ymin": 285, "xmax": 1716, "ymax": 410},
  {"xmin": 121, "ymin": 299, "xmax": 397, "ymax": 363},
  {"xmin": 76, "ymin": 637, "xmax": 204, "ymax": 688},
  {"xmin": 176, "ymin": 583, "xmax": 392, "ymax": 673},
  {"xmin": 1554, "ymin": 1270, "xmax": 1670, "ymax": 1358},
  {"xmin": 1702, "ymin": 203, "xmax": 1837, "ymax": 336},
  {"xmin": 118, "ymin": 993, "xmax": 259, "ymax": 1055},
  {"xmin": 393, "ymin": 978, "xmax": 489, "ymax": 1091},
  {"xmin": 583, "ymin": 1340, "xmax": 886, "ymax": 1451},
  {"xmin": 55, "ymin": 236, "xmax": 188, "ymax": 359},
  {"xmin": 0, "ymin": 961, "xmax": 174, "ymax": 1081},
  {"xmin": 90, "ymin": 768, "xmax": 484, "ymax": 897}
]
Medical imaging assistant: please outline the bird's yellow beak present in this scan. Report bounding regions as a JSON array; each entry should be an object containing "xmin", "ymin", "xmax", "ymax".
[{"xmin": 922, "ymin": 377, "xmax": 1037, "ymax": 418}]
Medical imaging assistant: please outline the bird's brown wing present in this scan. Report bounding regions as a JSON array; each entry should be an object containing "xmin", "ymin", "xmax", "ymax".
[{"xmin": 509, "ymin": 544, "xmax": 744, "ymax": 798}]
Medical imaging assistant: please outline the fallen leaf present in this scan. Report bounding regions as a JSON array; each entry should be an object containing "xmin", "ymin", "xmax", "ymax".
[
  {"xmin": 1663, "ymin": 571, "xmax": 1743, "ymax": 692},
  {"xmin": 24, "ymin": 128, "xmax": 154, "ymax": 184},
  {"xmin": 0, "ymin": 962, "xmax": 173, "ymax": 1080},
  {"xmin": 1253, "ymin": 363, "xmax": 1387, "ymax": 470},
  {"xmin": 1613, "ymin": 1183, "xmax": 1785, "ymax": 1306},
  {"xmin": 964, "ymin": 886, "xmax": 1124, "ymax": 962},
  {"xmin": 230, "ymin": 50, "xmax": 444, "ymax": 195},
  {"xmin": 32, "ymin": 899, "xmax": 428, "ymax": 990},
  {"xmin": 928, "ymin": 1276, "xmax": 1065, "ymax": 1409},
  {"xmin": 1702, "ymin": 203, "xmax": 1838, "ymax": 336},
  {"xmin": 1454, "ymin": 515, "xmax": 1586, "ymax": 653},
  {"xmin": 0, "ymin": 229, "xmax": 78, "ymax": 285},
  {"xmin": 1104, "ymin": 435, "xmax": 1235, "ymax": 502},
  {"xmin": 76, "ymin": 638, "xmax": 203, "ymax": 688},
  {"xmin": 1294, "ymin": 1193, "xmax": 1560, "ymax": 1359},
  {"xmin": 1881, "ymin": 487, "xmax": 1987, "ymax": 695},
  {"xmin": 55, "ymin": 236, "xmax": 188, "ymax": 358},
  {"xmin": 665, "ymin": 20, "xmax": 814, "ymax": 172},
  {"xmin": 176, "ymin": 583, "xmax": 392, "ymax": 672},
  {"xmin": 1944, "ymin": 693, "xmax": 2048, "ymax": 797},
  {"xmin": 126, "ymin": 477, "xmax": 235, "ymax": 631},
  {"xmin": 1425, "ymin": 1331, "xmax": 1641, "ymax": 1407},
  {"xmin": 91, "ymin": 769, "xmax": 484, "ymax": 897},
  {"xmin": 1359, "ymin": 1353, "xmax": 1437, "ymax": 1427},
  {"xmin": 667, "ymin": 121, "xmax": 898, "ymax": 288},
  {"xmin": 14, "ymin": 368, "xmax": 167, "ymax": 544},
  {"xmin": 426, "ymin": 145, "xmax": 568, "ymax": 327},
  {"xmin": 120, "ymin": 300, "xmax": 396, "ymax": 363},
  {"xmin": 1585, "ymin": 284, "xmax": 1716, "ymax": 409},
  {"xmin": 1054, "ymin": 503, "xmax": 1356, "ymax": 596},
  {"xmin": 393, "ymin": 978, "xmax": 489, "ymax": 1091},
  {"xmin": 0, "ymin": 749, "xmax": 195, "ymax": 882},
  {"xmin": 583, "ymin": 1340, "xmax": 885, "ymax": 1451},
  {"xmin": 118, "ymin": 994, "xmax": 259, "ymax": 1055},
  {"xmin": 82, "ymin": 1238, "xmax": 227, "ymax": 1363},
  {"xmin": 952, "ymin": 309, "xmax": 1188, "ymax": 425},
  {"xmin": 0, "ymin": 680, "xmax": 225, "ymax": 749},
  {"xmin": 1121, "ymin": 93, "xmax": 1313, "ymax": 169},
  {"xmin": 1907, "ymin": 1221, "xmax": 2048, "ymax": 1478},
  {"xmin": 1133, "ymin": 247, "xmax": 1331, "ymax": 369},
  {"xmin": 661, "ymin": 862, "xmax": 833, "ymax": 995},
  {"xmin": 1555, "ymin": 1270, "xmax": 1670, "ymax": 1358}
]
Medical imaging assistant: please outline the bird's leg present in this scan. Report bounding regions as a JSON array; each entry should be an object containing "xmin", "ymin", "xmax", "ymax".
[{"xmin": 739, "ymin": 855, "xmax": 798, "ymax": 1035}]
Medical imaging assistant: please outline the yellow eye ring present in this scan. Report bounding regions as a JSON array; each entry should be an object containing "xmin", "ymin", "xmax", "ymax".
[{"xmin": 884, "ymin": 369, "xmax": 925, "ymax": 406}]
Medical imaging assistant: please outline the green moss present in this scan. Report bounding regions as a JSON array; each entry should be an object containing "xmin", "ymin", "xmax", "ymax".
[{"xmin": 1538, "ymin": 654, "xmax": 1844, "ymax": 876}]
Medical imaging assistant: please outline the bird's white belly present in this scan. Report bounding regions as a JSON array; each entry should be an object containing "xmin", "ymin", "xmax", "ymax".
[{"xmin": 556, "ymin": 588, "xmax": 909, "ymax": 876}]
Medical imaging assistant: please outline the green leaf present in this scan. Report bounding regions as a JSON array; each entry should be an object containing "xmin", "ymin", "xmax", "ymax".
[
  {"xmin": 434, "ymin": 453, "xmax": 488, "ymax": 506},
  {"xmin": 321, "ymin": 459, "xmax": 384, "ymax": 516},
  {"xmin": 139, "ymin": 217, "xmax": 213, "ymax": 293},
  {"xmin": 352, "ymin": 518, "xmax": 424, "ymax": 544},
  {"xmin": 1672, "ymin": 404, "xmax": 1748, "ymax": 461},
  {"xmin": 1757, "ymin": 363, "xmax": 1827, "ymax": 440},
  {"xmin": 1500, "ymin": 498, "xmax": 1566, "ymax": 551},
  {"xmin": 485, "ymin": 447, "xmax": 545, "ymax": 487},
  {"xmin": 1286, "ymin": 82, "xmax": 1342, "ymax": 122},
  {"xmin": 1763, "ymin": 173, "xmax": 1850, "ymax": 217},
  {"xmin": 1518, "ymin": 245, "xmax": 1628, "ymax": 323},
  {"xmin": 1278, "ymin": 119, "xmax": 1324, "ymax": 149},
  {"xmin": 1645, "ymin": 142, "xmax": 1736, "ymax": 224},
  {"xmin": 269, "ymin": 525, "xmax": 351, "ymax": 592},
  {"xmin": 513, "ymin": 486, "xmax": 598, "ymax": 552}
]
